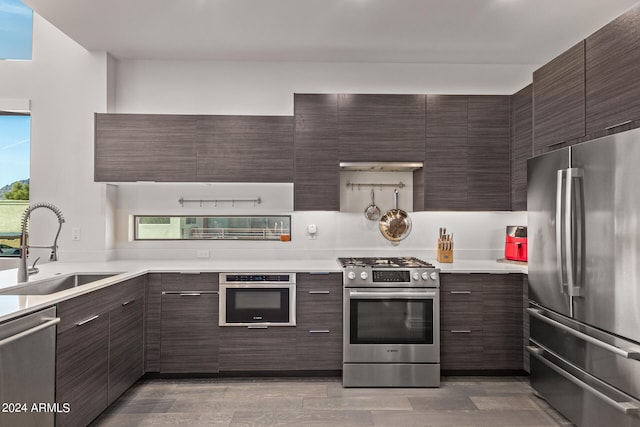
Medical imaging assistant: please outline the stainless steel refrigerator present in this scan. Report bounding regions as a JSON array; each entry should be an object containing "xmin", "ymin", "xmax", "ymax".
[{"xmin": 527, "ymin": 127, "xmax": 640, "ymax": 427}]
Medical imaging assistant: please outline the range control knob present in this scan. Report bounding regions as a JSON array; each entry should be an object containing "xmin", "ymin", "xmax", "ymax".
[
  {"xmin": 422, "ymin": 272, "xmax": 430, "ymax": 280},
  {"xmin": 360, "ymin": 271, "xmax": 369, "ymax": 280},
  {"xmin": 347, "ymin": 271, "xmax": 356, "ymax": 280},
  {"xmin": 430, "ymin": 272, "xmax": 438, "ymax": 281},
  {"xmin": 413, "ymin": 272, "xmax": 420, "ymax": 281}
]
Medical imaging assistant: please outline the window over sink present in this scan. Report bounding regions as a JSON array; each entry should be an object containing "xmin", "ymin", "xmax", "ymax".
[{"xmin": 134, "ymin": 215, "xmax": 291, "ymax": 241}]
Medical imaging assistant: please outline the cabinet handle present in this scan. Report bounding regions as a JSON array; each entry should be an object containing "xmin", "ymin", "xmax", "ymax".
[
  {"xmin": 179, "ymin": 293, "xmax": 201, "ymax": 296},
  {"xmin": 76, "ymin": 315, "xmax": 99, "ymax": 326},
  {"xmin": 308, "ymin": 290, "xmax": 330, "ymax": 294},
  {"xmin": 606, "ymin": 120, "xmax": 632, "ymax": 130},
  {"xmin": 121, "ymin": 299, "xmax": 135, "ymax": 306},
  {"xmin": 247, "ymin": 325, "xmax": 268, "ymax": 329},
  {"xmin": 309, "ymin": 330, "xmax": 330, "ymax": 334},
  {"xmin": 450, "ymin": 330, "xmax": 471, "ymax": 334},
  {"xmin": 450, "ymin": 291, "xmax": 471, "ymax": 294}
]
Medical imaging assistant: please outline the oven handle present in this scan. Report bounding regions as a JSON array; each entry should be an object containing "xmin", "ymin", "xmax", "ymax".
[{"xmin": 348, "ymin": 290, "xmax": 437, "ymax": 299}]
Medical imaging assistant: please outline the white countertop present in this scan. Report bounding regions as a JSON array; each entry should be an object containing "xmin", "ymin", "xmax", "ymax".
[{"xmin": 0, "ymin": 258, "xmax": 526, "ymax": 323}]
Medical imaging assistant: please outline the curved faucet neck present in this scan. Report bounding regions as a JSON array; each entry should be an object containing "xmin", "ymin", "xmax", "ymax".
[{"xmin": 17, "ymin": 203, "xmax": 65, "ymax": 283}]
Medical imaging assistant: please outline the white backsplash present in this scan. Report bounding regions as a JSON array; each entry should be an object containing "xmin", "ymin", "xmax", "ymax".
[{"xmin": 111, "ymin": 182, "xmax": 526, "ymax": 262}]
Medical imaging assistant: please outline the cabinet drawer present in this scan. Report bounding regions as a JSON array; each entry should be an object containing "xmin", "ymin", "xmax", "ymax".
[
  {"xmin": 161, "ymin": 272, "xmax": 219, "ymax": 292},
  {"xmin": 219, "ymin": 327, "xmax": 296, "ymax": 371},
  {"xmin": 440, "ymin": 329, "xmax": 483, "ymax": 371}
]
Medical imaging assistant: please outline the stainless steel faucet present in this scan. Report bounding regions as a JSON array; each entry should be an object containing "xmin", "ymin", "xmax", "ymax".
[{"xmin": 17, "ymin": 202, "xmax": 65, "ymax": 283}]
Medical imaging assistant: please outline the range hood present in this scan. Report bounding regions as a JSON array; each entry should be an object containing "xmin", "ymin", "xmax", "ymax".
[{"xmin": 339, "ymin": 162, "xmax": 423, "ymax": 172}]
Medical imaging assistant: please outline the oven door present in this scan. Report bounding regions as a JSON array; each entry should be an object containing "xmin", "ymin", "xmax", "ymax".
[
  {"xmin": 219, "ymin": 284, "xmax": 296, "ymax": 326},
  {"xmin": 343, "ymin": 287, "xmax": 439, "ymax": 363}
]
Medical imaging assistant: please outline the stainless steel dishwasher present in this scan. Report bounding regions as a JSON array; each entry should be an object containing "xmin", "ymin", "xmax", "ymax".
[{"xmin": 0, "ymin": 306, "xmax": 59, "ymax": 427}]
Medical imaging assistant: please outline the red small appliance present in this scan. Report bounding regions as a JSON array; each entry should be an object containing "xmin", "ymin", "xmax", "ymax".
[{"xmin": 505, "ymin": 226, "xmax": 527, "ymax": 262}]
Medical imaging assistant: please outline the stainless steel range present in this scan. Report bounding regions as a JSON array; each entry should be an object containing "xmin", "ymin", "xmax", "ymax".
[{"xmin": 338, "ymin": 257, "xmax": 440, "ymax": 387}]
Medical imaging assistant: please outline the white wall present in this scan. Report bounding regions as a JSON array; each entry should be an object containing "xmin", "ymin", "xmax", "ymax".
[
  {"xmin": 0, "ymin": 15, "xmax": 110, "ymax": 263},
  {"xmin": 2, "ymin": 15, "xmax": 534, "ymax": 264},
  {"xmin": 114, "ymin": 59, "xmax": 535, "ymax": 115}
]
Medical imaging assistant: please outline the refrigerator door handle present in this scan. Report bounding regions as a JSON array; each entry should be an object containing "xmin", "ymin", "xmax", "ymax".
[
  {"xmin": 528, "ymin": 344, "xmax": 640, "ymax": 415},
  {"xmin": 527, "ymin": 308, "xmax": 640, "ymax": 360},
  {"xmin": 556, "ymin": 169, "xmax": 568, "ymax": 294},
  {"xmin": 565, "ymin": 168, "xmax": 584, "ymax": 297}
]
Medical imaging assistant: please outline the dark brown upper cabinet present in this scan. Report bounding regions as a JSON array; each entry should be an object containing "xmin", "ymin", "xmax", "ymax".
[
  {"xmin": 586, "ymin": 4, "xmax": 640, "ymax": 135},
  {"xmin": 196, "ymin": 115, "xmax": 293, "ymax": 182},
  {"xmin": 94, "ymin": 113, "xmax": 198, "ymax": 182},
  {"xmin": 467, "ymin": 95, "xmax": 511, "ymax": 211},
  {"xmin": 533, "ymin": 41, "xmax": 586, "ymax": 154},
  {"xmin": 338, "ymin": 94, "xmax": 426, "ymax": 162},
  {"xmin": 293, "ymin": 94, "xmax": 339, "ymax": 210},
  {"xmin": 424, "ymin": 95, "xmax": 511, "ymax": 211},
  {"xmin": 511, "ymin": 84, "xmax": 533, "ymax": 211},
  {"xmin": 424, "ymin": 95, "xmax": 469, "ymax": 211}
]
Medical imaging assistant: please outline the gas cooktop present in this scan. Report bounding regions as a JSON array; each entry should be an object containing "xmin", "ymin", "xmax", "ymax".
[{"xmin": 337, "ymin": 257, "xmax": 435, "ymax": 269}]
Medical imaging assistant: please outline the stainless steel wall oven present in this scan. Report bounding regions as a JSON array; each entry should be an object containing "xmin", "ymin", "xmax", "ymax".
[
  {"xmin": 219, "ymin": 273, "xmax": 296, "ymax": 327},
  {"xmin": 339, "ymin": 257, "xmax": 440, "ymax": 387}
]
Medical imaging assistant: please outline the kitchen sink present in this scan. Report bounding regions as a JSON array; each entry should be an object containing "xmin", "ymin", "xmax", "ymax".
[{"xmin": 0, "ymin": 273, "xmax": 121, "ymax": 295}]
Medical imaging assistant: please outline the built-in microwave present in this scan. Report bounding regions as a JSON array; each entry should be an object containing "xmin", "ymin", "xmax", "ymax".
[{"xmin": 218, "ymin": 273, "xmax": 296, "ymax": 327}]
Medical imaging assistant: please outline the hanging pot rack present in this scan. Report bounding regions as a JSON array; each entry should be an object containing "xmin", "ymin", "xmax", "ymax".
[{"xmin": 345, "ymin": 181, "xmax": 406, "ymax": 190}]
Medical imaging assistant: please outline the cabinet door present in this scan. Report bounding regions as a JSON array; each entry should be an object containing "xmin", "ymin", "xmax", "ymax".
[
  {"xmin": 56, "ymin": 313, "xmax": 109, "ymax": 427},
  {"xmin": 482, "ymin": 274, "xmax": 524, "ymax": 371},
  {"xmin": 108, "ymin": 286, "xmax": 145, "ymax": 405},
  {"xmin": 196, "ymin": 116, "xmax": 294, "ymax": 182},
  {"xmin": 145, "ymin": 273, "xmax": 162, "ymax": 372},
  {"xmin": 160, "ymin": 292, "xmax": 219, "ymax": 373},
  {"xmin": 439, "ymin": 274, "xmax": 484, "ymax": 371},
  {"xmin": 219, "ymin": 327, "xmax": 296, "ymax": 371},
  {"xmin": 586, "ymin": 5, "xmax": 640, "ymax": 135},
  {"xmin": 511, "ymin": 84, "xmax": 533, "ymax": 211},
  {"xmin": 295, "ymin": 273, "xmax": 342, "ymax": 370},
  {"xmin": 533, "ymin": 41, "xmax": 586, "ymax": 152},
  {"xmin": 424, "ymin": 95, "xmax": 468, "ymax": 210},
  {"xmin": 338, "ymin": 94, "xmax": 426, "ymax": 162},
  {"xmin": 294, "ymin": 94, "xmax": 339, "ymax": 210},
  {"xmin": 467, "ymin": 96, "xmax": 511, "ymax": 210},
  {"xmin": 94, "ymin": 113, "xmax": 197, "ymax": 182}
]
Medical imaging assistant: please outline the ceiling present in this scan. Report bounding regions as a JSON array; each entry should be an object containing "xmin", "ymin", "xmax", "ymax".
[{"xmin": 23, "ymin": 0, "xmax": 639, "ymax": 65}]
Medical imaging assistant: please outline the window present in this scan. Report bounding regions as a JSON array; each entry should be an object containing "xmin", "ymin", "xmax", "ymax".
[
  {"xmin": 0, "ymin": 0, "xmax": 33, "ymax": 60},
  {"xmin": 0, "ymin": 113, "xmax": 29, "ymax": 257},
  {"xmin": 134, "ymin": 216, "xmax": 291, "ymax": 241}
]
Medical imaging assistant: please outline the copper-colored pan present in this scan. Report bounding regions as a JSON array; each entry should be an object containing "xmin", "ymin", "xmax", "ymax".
[{"xmin": 379, "ymin": 189, "xmax": 411, "ymax": 244}]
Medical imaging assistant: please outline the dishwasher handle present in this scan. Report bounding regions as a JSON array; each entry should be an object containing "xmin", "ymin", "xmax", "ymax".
[{"xmin": 0, "ymin": 317, "xmax": 60, "ymax": 348}]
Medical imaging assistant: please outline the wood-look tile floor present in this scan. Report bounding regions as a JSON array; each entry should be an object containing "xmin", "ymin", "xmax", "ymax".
[{"xmin": 90, "ymin": 376, "xmax": 573, "ymax": 427}]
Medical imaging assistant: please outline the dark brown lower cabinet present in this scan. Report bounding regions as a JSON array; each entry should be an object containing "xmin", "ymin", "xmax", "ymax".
[
  {"xmin": 56, "ymin": 277, "xmax": 146, "ymax": 427},
  {"xmin": 219, "ymin": 327, "xmax": 296, "ymax": 371},
  {"xmin": 108, "ymin": 290, "xmax": 145, "ymax": 404},
  {"xmin": 56, "ymin": 314, "xmax": 109, "ymax": 427},
  {"xmin": 160, "ymin": 292, "xmax": 219, "ymax": 373},
  {"xmin": 295, "ymin": 273, "xmax": 343, "ymax": 370},
  {"xmin": 440, "ymin": 273, "xmax": 524, "ymax": 373}
]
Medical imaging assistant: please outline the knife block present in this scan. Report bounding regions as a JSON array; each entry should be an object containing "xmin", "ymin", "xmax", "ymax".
[{"xmin": 437, "ymin": 239, "xmax": 453, "ymax": 263}]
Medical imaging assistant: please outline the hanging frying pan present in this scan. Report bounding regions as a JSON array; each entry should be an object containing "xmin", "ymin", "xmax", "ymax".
[
  {"xmin": 364, "ymin": 189, "xmax": 381, "ymax": 221},
  {"xmin": 379, "ymin": 189, "xmax": 412, "ymax": 244}
]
